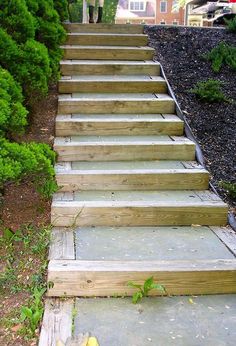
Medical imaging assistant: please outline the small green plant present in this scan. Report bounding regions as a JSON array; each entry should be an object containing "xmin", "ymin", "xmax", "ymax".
[
  {"xmin": 20, "ymin": 286, "xmax": 46, "ymax": 336},
  {"xmin": 190, "ymin": 79, "xmax": 228, "ymax": 103},
  {"xmin": 204, "ymin": 42, "xmax": 236, "ymax": 73},
  {"xmin": 224, "ymin": 16, "xmax": 236, "ymax": 33},
  {"xmin": 127, "ymin": 277, "xmax": 165, "ymax": 304},
  {"xmin": 220, "ymin": 181, "xmax": 236, "ymax": 199}
]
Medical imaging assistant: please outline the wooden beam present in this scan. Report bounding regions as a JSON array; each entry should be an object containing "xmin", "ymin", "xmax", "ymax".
[{"xmin": 47, "ymin": 259, "xmax": 236, "ymax": 296}]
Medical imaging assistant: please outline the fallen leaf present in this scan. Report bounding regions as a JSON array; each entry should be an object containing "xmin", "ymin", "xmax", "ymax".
[{"xmin": 11, "ymin": 324, "xmax": 22, "ymax": 332}]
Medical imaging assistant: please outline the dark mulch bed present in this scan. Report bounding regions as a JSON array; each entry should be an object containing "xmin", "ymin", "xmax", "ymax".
[{"xmin": 145, "ymin": 26, "xmax": 236, "ymax": 210}]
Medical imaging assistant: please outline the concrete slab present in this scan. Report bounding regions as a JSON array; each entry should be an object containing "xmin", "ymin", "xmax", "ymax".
[
  {"xmin": 74, "ymin": 296, "xmax": 236, "ymax": 346},
  {"xmin": 75, "ymin": 226, "xmax": 234, "ymax": 261},
  {"xmin": 72, "ymin": 190, "xmax": 204, "ymax": 202},
  {"xmin": 71, "ymin": 135, "xmax": 170, "ymax": 143},
  {"xmin": 71, "ymin": 160, "xmax": 187, "ymax": 170}
]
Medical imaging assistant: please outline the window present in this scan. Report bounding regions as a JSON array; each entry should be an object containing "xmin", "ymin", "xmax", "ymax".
[
  {"xmin": 129, "ymin": 1, "xmax": 146, "ymax": 12},
  {"xmin": 160, "ymin": 20, "xmax": 166, "ymax": 24},
  {"xmin": 160, "ymin": 0, "xmax": 167, "ymax": 13},
  {"xmin": 172, "ymin": 0, "xmax": 179, "ymax": 13},
  {"xmin": 172, "ymin": 20, "xmax": 178, "ymax": 25}
]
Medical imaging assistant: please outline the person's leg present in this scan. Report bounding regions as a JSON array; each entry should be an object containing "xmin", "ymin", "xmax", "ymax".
[
  {"xmin": 89, "ymin": 0, "xmax": 95, "ymax": 23},
  {"xmin": 97, "ymin": 0, "xmax": 104, "ymax": 23}
]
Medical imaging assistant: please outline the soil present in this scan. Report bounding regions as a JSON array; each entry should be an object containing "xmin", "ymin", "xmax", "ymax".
[
  {"xmin": 0, "ymin": 84, "xmax": 57, "ymax": 346},
  {"xmin": 145, "ymin": 26, "xmax": 236, "ymax": 210}
]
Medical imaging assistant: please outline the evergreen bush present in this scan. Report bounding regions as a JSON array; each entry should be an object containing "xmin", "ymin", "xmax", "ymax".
[
  {"xmin": 224, "ymin": 16, "xmax": 236, "ymax": 33},
  {"xmin": 53, "ymin": 0, "xmax": 69, "ymax": 21},
  {"xmin": 0, "ymin": 0, "xmax": 35, "ymax": 43},
  {"xmin": 0, "ymin": 139, "xmax": 57, "ymax": 198},
  {"xmin": 190, "ymin": 79, "xmax": 228, "ymax": 103},
  {"xmin": 205, "ymin": 42, "xmax": 236, "ymax": 72},
  {"xmin": 0, "ymin": 68, "xmax": 28, "ymax": 137}
]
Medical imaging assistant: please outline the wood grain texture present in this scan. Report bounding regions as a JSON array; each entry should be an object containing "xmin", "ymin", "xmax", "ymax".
[
  {"xmin": 60, "ymin": 61, "xmax": 160, "ymax": 76},
  {"xmin": 54, "ymin": 142, "xmax": 195, "ymax": 162},
  {"xmin": 64, "ymin": 23, "xmax": 144, "ymax": 34},
  {"xmin": 55, "ymin": 117, "xmax": 183, "ymax": 136},
  {"xmin": 51, "ymin": 202, "xmax": 228, "ymax": 227},
  {"xmin": 66, "ymin": 33, "xmax": 148, "ymax": 46},
  {"xmin": 62, "ymin": 46, "xmax": 154, "ymax": 61},
  {"xmin": 47, "ymin": 259, "xmax": 236, "ymax": 296},
  {"xmin": 49, "ymin": 228, "xmax": 75, "ymax": 260},
  {"xmin": 58, "ymin": 79, "xmax": 167, "ymax": 94},
  {"xmin": 38, "ymin": 298, "xmax": 74, "ymax": 346},
  {"xmin": 56, "ymin": 169, "xmax": 209, "ymax": 192}
]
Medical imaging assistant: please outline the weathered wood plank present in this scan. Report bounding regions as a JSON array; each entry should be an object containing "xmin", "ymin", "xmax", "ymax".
[
  {"xmin": 49, "ymin": 228, "xmax": 75, "ymax": 260},
  {"xmin": 47, "ymin": 259, "xmax": 236, "ymax": 297},
  {"xmin": 56, "ymin": 169, "xmax": 209, "ymax": 192},
  {"xmin": 211, "ymin": 226, "xmax": 236, "ymax": 256},
  {"xmin": 62, "ymin": 46, "xmax": 154, "ymax": 61},
  {"xmin": 58, "ymin": 79, "xmax": 167, "ymax": 94},
  {"xmin": 39, "ymin": 298, "xmax": 74, "ymax": 346},
  {"xmin": 66, "ymin": 33, "xmax": 148, "ymax": 46},
  {"xmin": 60, "ymin": 61, "xmax": 160, "ymax": 76},
  {"xmin": 63, "ymin": 23, "xmax": 144, "ymax": 34},
  {"xmin": 55, "ymin": 117, "xmax": 183, "ymax": 136},
  {"xmin": 51, "ymin": 202, "xmax": 228, "ymax": 227},
  {"xmin": 54, "ymin": 141, "xmax": 195, "ymax": 161}
]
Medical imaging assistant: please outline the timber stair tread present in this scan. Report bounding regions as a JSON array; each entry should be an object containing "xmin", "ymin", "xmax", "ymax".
[
  {"xmin": 64, "ymin": 23, "xmax": 144, "ymax": 34},
  {"xmin": 55, "ymin": 160, "xmax": 209, "ymax": 191},
  {"xmin": 58, "ymin": 75, "xmax": 167, "ymax": 93},
  {"xmin": 66, "ymin": 33, "xmax": 148, "ymax": 46},
  {"xmin": 60, "ymin": 60, "xmax": 160, "ymax": 76}
]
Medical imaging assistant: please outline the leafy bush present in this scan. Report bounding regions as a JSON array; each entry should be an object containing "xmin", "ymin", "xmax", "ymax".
[
  {"xmin": 205, "ymin": 42, "xmax": 236, "ymax": 72},
  {"xmin": 0, "ymin": 0, "xmax": 35, "ymax": 43},
  {"xmin": 53, "ymin": 0, "xmax": 69, "ymax": 21},
  {"xmin": 0, "ymin": 68, "xmax": 28, "ymax": 137},
  {"xmin": 190, "ymin": 79, "xmax": 228, "ymax": 103},
  {"xmin": 224, "ymin": 16, "xmax": 236, "ymax": 33},
  {"xmin": 103, "ymin": 0, "xmax": 119, "ymax": 23},
  {"xmin": 26, "ymin": 0, "xmax": 66, "ymax": 78},
  {"xmin": 0, "ymin": 138, "xmax": 57, "ymax": 198},
  {"xmin": 0, "ymin": 29, "xmax": 51, "ymax": 98},
  {"xmin": 220, "ymin": 181, "xmax": 236, "ymax": 199}
]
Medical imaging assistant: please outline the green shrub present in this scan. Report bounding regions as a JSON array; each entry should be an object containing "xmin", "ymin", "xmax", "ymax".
[
  {"xmin": 68, "ymin": 1, "xmax": 83, "ymax": 22},
  {"xmin": 205, "ymin": 42, "xmax": 236, "ymax": 72},
  {"xmin": 224, "ymin": 16, "xmax": 236, "ymax": 33},
  {"xmin": 220, "ymin": 181, "xmax": 236, "ymax": 199},
  {"xmin": 0, "ymin": 138, "xmax": 57, "ymax": 198},
  {"xmin": 190, "ymin": 79, "xmax": 228, "ymax": 103},
  {"xmin": 26, "ymin": 0, "xmax": 66, "ymax": 78},
  {"xmin": 53, "ymin": 0, "xmax": 69, "ymax": 21},
  {"xmin": 0, "ymin": 0, "xmax": 35, "ymax": 43},
  {"xmin": 0, "ymin": 68, "xmax": 28, "ymax": 137},
  {"xmin": 103, "ymin": 0, "xmax": 119, "ymax": 23},
  {"xmin": 0, "ymin": 29, "xmax": 51, "ymax": 98}
]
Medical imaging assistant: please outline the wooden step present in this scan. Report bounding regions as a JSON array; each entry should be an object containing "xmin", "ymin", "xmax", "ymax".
[
  {"xmin": 55, "ymin": 161, "xmax": 209, "ymax": 191},
  {"xmin": 54, "ymin": 136, "xmax": 195, "ymax": 162},
  {"xmin": 60, "ymin": 60, "xmax": 160, "ymax": 76},
  {"xmin": 58, "ymin": 75, "xmax": 167, "ymax": 94},
  {"xmin": 51, "ymin": 190, "xmax": 228, "ymax": 227},
  {"xmin": 64, "ymin": 23, "xmax": 144, "ymax": 34},
  {"xmin": 55, "ymin": 114, "xmax": 183, "ymax": 136},
  {"xmin": 61, "ymin": 45, "xmax": 154, "ymax": 60},
  {"xmin": 58, "ymin": 93, "xmax": 175, "ymax": 114},
  {"xmin": 47, "ymin": 259, "xmax": 236, "ymax": 296},
  {"xmin": 66, "ymin": 33, "xmax": 148, "ymax": 46}
]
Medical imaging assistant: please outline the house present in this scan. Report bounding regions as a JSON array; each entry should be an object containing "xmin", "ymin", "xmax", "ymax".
[{"xmin": 115, "ymin": 0, "xmax": 185, "ymax": 25}]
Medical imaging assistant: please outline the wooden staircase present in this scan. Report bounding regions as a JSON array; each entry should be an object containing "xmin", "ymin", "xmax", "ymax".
[{"xmin": 48, "ymin": 24, "xmax": 236, "ymax": 297}]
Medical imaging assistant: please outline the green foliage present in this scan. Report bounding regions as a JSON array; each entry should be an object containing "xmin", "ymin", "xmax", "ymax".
[
  {"xmin": 127, "ymin": 277, "xmax": 165, "ymax": 304},
  {"xmin": 205, "ymin": 42, "xmax": 236, "ymax": 73},
  {"xmin": 224, "ymin": 16, "xmax": 236, "ymax": 33},
  {"xmin": 0, "ymin": 138, "xmax": 57, "ymax": 198},
  {"xmin": 0, "ymin": 28, "xmax": 51, "ymax": 98},
  {"xmin": 69, "ymin": 0, "xmax": 83, "ymax": 22},
  {"xmin": 0, "ymin": 0, "xmax": 35, "ymax": 43},
  {"xmin": 103, "ymin": 0, "xmax": 119, "ymax": 23},
  {"xmin": 190, "ymin": 79, "xmax": 228, "ymax": 103},
  {"xmin": 26, "ymin": 0, "xmax": 66, "ymax": 77},
  {"xmin": 220, "ymin": 181, "xmax": 236, "ymax": 199},
  {"xmin": 0, "ymin": 68, "xmax": 28, "ymax": 137},
  {"xmin": 20, "ymin": 286, "xmax": 46, "ymax": 336},
  {"xmin": 53, "ymin": 0, "xmax": 69, "ymax": 21}
]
